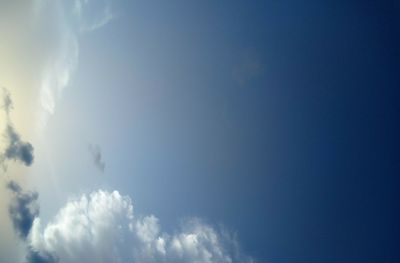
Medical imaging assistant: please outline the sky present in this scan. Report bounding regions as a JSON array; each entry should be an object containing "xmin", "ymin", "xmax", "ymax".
[{"xmin": 0, "ymin": 0, "xmax": 399, "ymax": 262}]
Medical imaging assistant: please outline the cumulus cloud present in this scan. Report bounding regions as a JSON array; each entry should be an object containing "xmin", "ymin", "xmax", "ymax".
[
  {"xmin": 29, "ymin": 190, "xmax": 254, "ymax": 263},
  {"xmin": 7, "ymin": 181, "xmax": 40, "ymax": 241},
  {"xmin": 1, "ymin": 89, "xmax": 34, "ymax": 167},
  {"xmin": 88, "ymin": 143, "xmax": 105, "ymax": 172}
]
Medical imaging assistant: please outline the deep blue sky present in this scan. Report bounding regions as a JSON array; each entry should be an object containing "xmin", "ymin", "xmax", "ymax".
[{"xmin": 50, "ymin": 1, "xmax": 400, "ymax": 262}]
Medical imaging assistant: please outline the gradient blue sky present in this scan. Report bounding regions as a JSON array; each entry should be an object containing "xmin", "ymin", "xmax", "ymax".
[{"xmin": 1, "ymin": 1, "xmax": 399, "ymax": 262}]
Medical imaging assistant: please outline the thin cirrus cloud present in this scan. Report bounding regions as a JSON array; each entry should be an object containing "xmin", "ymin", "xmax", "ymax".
[
  {"xmin": 73, "ymin": 0, "xmax": 114, "ymax": 32},
  {"xmin": 17, "ymin": 0, "xmax": 115, "ymax": 130}
]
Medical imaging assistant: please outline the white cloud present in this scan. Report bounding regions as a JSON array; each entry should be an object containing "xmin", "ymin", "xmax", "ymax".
[
  {"xmin": 30, "ymin": 190, "xmax": 253, "ymax": 263},
  {"xmin": 0, "ymin": 0, "xmax": 114, "ymax": 134},
  {"xmin": 28, "ymin": 0, "xmax": 114, "ymax": 130}
]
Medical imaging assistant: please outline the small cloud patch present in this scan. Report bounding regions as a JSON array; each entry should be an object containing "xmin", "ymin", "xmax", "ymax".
[{"xmin": 88, "ymin": 143, "xmax": 105, "ymax": 172}]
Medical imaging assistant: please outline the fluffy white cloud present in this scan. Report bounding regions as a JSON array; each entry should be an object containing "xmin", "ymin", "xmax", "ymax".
[{"xmin": 29, "ymin": 190, "xmax": 253, "ymax": 263}]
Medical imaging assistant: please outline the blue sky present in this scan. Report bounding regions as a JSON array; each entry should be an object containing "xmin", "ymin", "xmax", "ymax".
[{"xmin": 0, "ymin": 1, "xmax": 399, "ymax": 262}]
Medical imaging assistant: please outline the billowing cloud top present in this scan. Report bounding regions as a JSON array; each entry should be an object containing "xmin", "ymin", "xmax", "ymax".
[{"xmin": 29, "ymin": 190, "xmax": 254, "ymax": 263}]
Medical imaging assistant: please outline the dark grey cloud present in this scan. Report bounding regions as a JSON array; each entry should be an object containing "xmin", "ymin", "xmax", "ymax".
[
  {"xmin": 1, "ymin": 89, "xmax": 34, "ymax": 167},
  {"xmin": 7, "ymin": 181, "xmax": 39, "ymax": 240},
  {"xmin": 27, "ymin": 247, "xmax": 59, "ymax": 263},
  {"xmin": 88, "ymin": 143, "xmax": 105, "ymax": 172},
  {"xmin": 7, "ymin": 181, "xmax": 58, "ymax": 262},
  {"xmin": 4, "ymin": 125, "xmax": 34, "ymax": 166}
]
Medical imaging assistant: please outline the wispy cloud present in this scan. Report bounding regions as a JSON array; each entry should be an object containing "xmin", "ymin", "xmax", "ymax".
[
  {"xmin": 29, "ymin": 0, "xmax": 115, "ymax": 130},
  {"xmin": 73, "ymin": 0, "xmax": 114, "ymax": 32}
]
